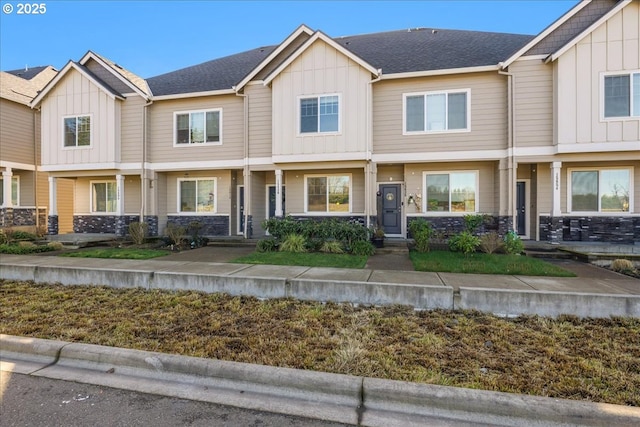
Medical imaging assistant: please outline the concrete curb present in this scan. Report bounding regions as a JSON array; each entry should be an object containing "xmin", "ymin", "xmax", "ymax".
[{"xmin": 2, "ymin": 335, "xmax": 639, "ymax": 426}]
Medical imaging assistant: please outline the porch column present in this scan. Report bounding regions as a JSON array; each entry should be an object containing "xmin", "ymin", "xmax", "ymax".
[
  {"xmin": 47, "ymin": 176, "xmax": 58, "ymax": 235},
  {"xmin": 243, "ymin": 168, "xmax": 252, "ymax": 238},
  {"xmin": 275, "ymin": 168, "xmax": 283, "ymax": 217},
  {"xmin": 364, "ymin": 162, "xmax": 371, "ymax": 229},
  {"xmin": 548, "ymin": 161, "xmax": 563, "ymax": 244},
  {"xmin": 2, "ymin": 168, "xmax": 13, "ymax": 208},
  {"xmin": 115, "ymin": 174, "xmax": 126, "ymax": 236},
  {"xmin": 498, "ymin": 158, "xmax": 514, "ymax": 235}
]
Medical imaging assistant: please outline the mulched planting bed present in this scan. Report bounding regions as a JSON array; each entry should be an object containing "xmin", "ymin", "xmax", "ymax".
[{"xmin": 1, "ymin": 280, "xmax": 639, "ymax": 406}]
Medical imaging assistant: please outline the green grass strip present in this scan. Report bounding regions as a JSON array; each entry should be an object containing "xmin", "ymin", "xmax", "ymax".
[
  {"xmin": 232, "ymin": 251, "xmax": 368, "ymax": 269},
  {"xmin": 60, "ymin": 248, "xmax": 169, "ymax": 260}
]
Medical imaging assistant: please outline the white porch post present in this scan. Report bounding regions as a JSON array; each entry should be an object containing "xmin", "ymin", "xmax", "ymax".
[
  {"xmin": 48, "ymin": 176, "xmax": 57, "ymax": 216},
  {"xmin": 275, "ymin": 168, "xmax": 283, "ymax": 217},
  {"xmin": 2, "ymin": 168, "xmax": 13, "ymax": 208},
  {"xmin": 551, "ymin": 162, "xmax": 562, "ymax": 216},
  {"xmin": 116, "ymin": 174, "xmax": 125, "ymax": 216}
]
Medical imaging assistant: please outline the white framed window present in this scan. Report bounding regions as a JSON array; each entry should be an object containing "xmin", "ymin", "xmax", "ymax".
[
  {"xmin": 174, "ymin": 109, "xmax": 222, "ymax": 145},
  {"xmin": 0, "ymin": 176, "xmax": 19, "ymax": 206},
  {"xmin": 568, "ymin": 168, "xmax": 632, "ymax": 213},
  {"xmin": 603, "ymin": 71, "xmax": 640, "ymax": 119},
  {"xmin": 63, "ymin": 115, "xmax": 91, "ymax": 147},
  {"xmin": 423, "ymin": 171, "xmax": 478, "ymax": 213},
  {"xmin": 91, "ymin": 181, "xmax": 117, "ymax": 213},
  {"xmin": 304, "ymin": 174, "xmax": 351, "ymax": 213},
  {"xmin": 178, "ymin": 178, "xmax": 217, "ymax": 213},
  {"xmin": 404, "ymin": 89, "xmax": 470, "ymax": 134},
  {"xmin": 299, "ymin": 94, "xmax": 340, "ymax": 134}
]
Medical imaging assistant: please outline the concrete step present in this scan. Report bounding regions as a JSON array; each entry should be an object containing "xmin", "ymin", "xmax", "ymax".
[{"xmin": 524, "ymin": 250, "xmax": 573, "ymax": 260}]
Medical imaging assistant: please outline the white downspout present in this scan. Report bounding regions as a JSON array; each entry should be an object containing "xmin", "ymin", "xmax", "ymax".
[
  {"xmin": 141, "ymin": 99, "xmax": 153, "ymax": 223},
  {"xmin": 498, "ymin": 68, "xmax": 516, "ymax": 234},
  {"xmin": 366, "ymin": 70, "xmax": 383, "ymax": 230},
  {"xmin": 234, "ymin": 87, "xmax": 250, "ymax": 238}
]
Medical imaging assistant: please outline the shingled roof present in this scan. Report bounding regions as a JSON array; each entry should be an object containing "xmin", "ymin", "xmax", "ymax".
[
  {"xmin": 147, "ymin": 27, "xmax": 533, "ymax": 96},
  {"xmin": 1, "ymin": 66, "xmax": 56, "ymax": 105}
]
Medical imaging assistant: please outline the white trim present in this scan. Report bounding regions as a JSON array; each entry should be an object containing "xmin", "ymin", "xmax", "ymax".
[
  {"xmin": 0, "ymin": 161, "xmax": 36, "ymax": 171},
  {"xmin": 273, "ymin": 152, "xmax": 368, "ymax": 163},
  {"xmin": 234, "ymin": 25, "xmax": 314, "ymax": 91},
  {"xmin": 173, "ymin": 108, "xmax": 223, "ymax": 146},
  {"xmin": 372, "ymin": 150, "xmax": 504, "ymax": 163},
  {"xmin": 402, "ymin": 89, "xmax": 471, "ymax": 135},
  {"xmin": 297, "ymin": 93, "xmax": 342, "ymax": 136},
  {"xmin": 381, "ymin": 65, "xmax": 498, "ymax": 80},
  {"xmin": 516, "ymin": 179, "xmax": 531, "ymax": 239},
  {"xmin": 61, "ymin": 114, "xmax": 93, "ymax": 149},
  {"xmin": 422, "ymin": 170, "xmax": 479, "ymax": 215},
  {"xmin": 237, "ymin": 185, "xmax": 244, "ymax": 235},
  {"xmin": 79, "ymin": 51, "xmax": 150, "ymax": 100},
  {"xmin": 176, "ymin": 176, "xmax": 218, "ymax": 214},
  {"xmin": 89, "ymin": 180, "xmax": 117, "ymax": 213},
  {"xmin": 600, "ymin": 70, "xmax": 640, "ymax": 121},
  {"xmin": 500, "ymin": 0, "xmax": 592, "ymax": 69},
  {"xmin": 247, "ymin": 157, "xmax": 274, "ymax": 166},
  {"xmin": 548, "ymin": 1, "xmax": 633, "ymax": 63},
  {"xmin": 264, "ymin": 31, "xmax": 379, "ymax": 86},
  {"xmin": 304, "ymin": 173, "xmax": 352, "ymax": 214},
  {"xmin": 151, "ymin": 159, "xmax": 244, "ymax": 172},
  {"xmin": 567, "ymin": 166, "xmax": 634, "ymax": 214},
  {"xmin": 41, "ymin": 163, "xmax": 120, "ymax": 172},
  {"xmin": 555, "ymin": 141, "xmax": 640, "ymax": 154},
  {"xmin": 152, "ymin": 89, "xmax": 236, "ymax": 100},
  {"xmin": 511, "ymin": 55, "xmax": 548, "ymax": 62}
]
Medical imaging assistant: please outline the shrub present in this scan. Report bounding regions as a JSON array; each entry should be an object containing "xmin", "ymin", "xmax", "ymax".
[
  {"xmin": 350, "ymin": 240, "xmax": 375, "ymax": 256},
  {"xmin": 504, "ymin": 231, "xmax": 524, "ymax": 255},
  {"xmin": 262, "ymin": 216, "xmax": 369, "ymax": 246},
  {"xmin": 611, "ymin": 259, "xmax": 634, "ymax": 273},
  {"xmin": 262, "ymin": 216, "xmax": 302, "ymax": 240},
  {"xmin": 408, "ymin": 218, "xmax": 433, "ymax": 253},
  {"xmin": 256, "ymin": 237, "xmax": 278, "ymax": 253},
  {"xmin": 12, "ymin": 230, "xmax": 37, "ymax": 241},
  {"xmin": 463, "ymin": 214, "xmax": 488, "ymax": 233},
  {"xmin": 0, "ymin": 230, "xmax": 6, "ymax": 245},
  {"xmin": 2, "ymin": 227, "xmax": 16, "ymax": 243},
  {"xmin": 320, "ymin": 240, "xmax": 344, "ymax": 254},
  {"xmin": 164, "ymin": 223, "xmax": 185, "ymax": 247},
  {"xmin": 0, "ymin": 243, "xmax": 56, "ymax": 254},
  {"xmin": 449, "ymin": 231, "xmax": 480, "ymax": 255},
  {"xmin": 280, "ymin": 233, "xmax": 307, "ymax": 253},
  {"xmin": 187, "ymin": 221, "xmax": 208, "ymax": 248},
  {"xmin": 479, "ymin": 232, "xmax": 503, "ymax": 254},
  {"xmin": 129, "ymin": 222, "xmax": 148, "ymax": 245},
  {"xmin": 47, "ymin": 241, "xmax": 64, "ymax": 251},
  {"xmin": 18, "ymin": 241, "xmax": 36, "ymax": 249}
]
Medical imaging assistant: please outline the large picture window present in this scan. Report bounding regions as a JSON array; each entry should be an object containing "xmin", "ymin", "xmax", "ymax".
[
  {"xmin": 178, "ymin": 178, "xmax": 216, "ymax": 213},
  {"xmin": 570, "ymin": 169, "xmax": 631, "ymax": 213},
  {"xmin": 0, "ymin": 176, "xmax": 19, "ymax": 206},
  {"xmin": 91, "ymin": 181, "xmax": 117, "ymax": 213},
  {"xmin": 424, "ymin": 171, "xmax": 477, "ymax": 213},
  {"xmin": 405, "ymin": 90, "xmax": 469, "ymax": 133},
  {"xmin": 175, "ymin": 109, "xmax": 221, "ymax": 145},
  {"xmin": 300, "ymin": 95, "xmax": 340, "ymax": 133},
  {"xmin": 604, "ymin": 72, "xmax": 639, "ymax": 118},
  {"xmin": 306, "ymin": 175, "xmax": 350, "ymax": 213},
  {"xmin": 64, "ymin": 115, "xmax": 91, "ymax": 147}
]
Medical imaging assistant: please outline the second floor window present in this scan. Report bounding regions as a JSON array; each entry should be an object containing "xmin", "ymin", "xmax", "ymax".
[
  {"xmin": 175, "ymin": 110, "xmax": 221, "ymax": 145},
  {"xmin": 64, "ymin": 115, "xmax": 91, "ymax": 147},
  {"xmin": 604, "ymin": 72, "xmax": 640, "ymax": 118},
  {"xmin": 404, "ymin": 90, "xmax": 469, "ymax": 133},
  {"xmin": 300, "ymin": 95, "xmax": 339, "ymax": 133}
]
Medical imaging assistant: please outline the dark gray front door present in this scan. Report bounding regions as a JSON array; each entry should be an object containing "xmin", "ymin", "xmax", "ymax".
[
  {"xmin": 238, "ymin": 186, "xmax": 245, "ymax": 234},
  {"xmin": 268, "ymin": 186, "xmax": 285, "ymax": 218},
  {"xmin": 380, "ymin": 184, "xmax": 401, "ymax": 235},
  {"xmin": 516, "ymin": 181, "xmax": 526, "ymax": 236}
]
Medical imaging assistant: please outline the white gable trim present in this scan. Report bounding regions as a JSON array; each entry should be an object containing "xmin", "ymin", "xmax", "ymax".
[
  {"xmin": 79, "ymin": 51, "xmax": 150, "ymax": 100},
  {"xmin": 263, "ymin": 31, "xmax": 379, "ymax": 86},
  {"xmin": 547, "ymin": 0, "xmax": 633, "ymax": 63},
  {"xmin": 381, "ymin": 65, "xmax": 499, "ymax": 80},
  {"xmin": 233, "ymin": 24, "xmax": 314, "ymax": 92},
  {"xmin": 500, "ymin": 0, "xmax": 592, "ymax": 69},
  {"xmin": 152, "ymin": 89, "xmax": 236, "ymax": 100},
  {"xmin": 31, "ymin": 61, "xmax": 125, "ymax": 108}
]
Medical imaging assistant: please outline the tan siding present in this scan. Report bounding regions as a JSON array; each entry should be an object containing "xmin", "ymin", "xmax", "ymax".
[
  {"xmin": 272, "ymin": 40, "xmax": 371, "ymax": 157},
  {"xmin": 0, "ymin": 99, "xmax": 35, "ymax": 165},
  {"xmin": 15, "ymin": 171, "xmax": 34, "ymax": 206},
  {"xmin": 373, "ymin": 73, "xmax": 508, "ymax": 154},
  {"xmin": 121, "ymin": 96, "xmax": 145, "ymax": 163},
  {"xmin": 147, "ymin": 95, "xmax": 244, "ymax": 164},
  {"xmin": 250, "ymin": 172, "xmax": 267, "ymax": 236},
  {"xmin": 246, "ymin": 84, "xmax": 273, "ymax": 159},
  {"xmin": 40, "ymin": 70, "xmax": 119, "ymax": 166},
  {"xmin": 57, "ymin": 178, "xmax": 74, "ymax": 233},
  {"xmin": 156, "ymin": 173, "xmax": 168, "ymax": 234},
  {"xmin": 124, "ymin": 175, "xmax": 141, "ymax": 214},
  {"xmin": 284, "ymin": 168, "xmax": 365, "ymax": 214}
]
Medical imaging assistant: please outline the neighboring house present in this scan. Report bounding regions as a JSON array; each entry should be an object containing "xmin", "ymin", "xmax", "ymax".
[
  {"xmin": 0, "ymin": 65, "xmax": 56, "ymax": 229},
  {"xmin": 32, "ymin": 0, "xmax": 639, "ymax": 244}
]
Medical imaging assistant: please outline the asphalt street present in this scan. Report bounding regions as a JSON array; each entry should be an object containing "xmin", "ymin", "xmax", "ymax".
[{"xmin": 0, "ymin": 372, "xmax": 352, "ymax": 427}]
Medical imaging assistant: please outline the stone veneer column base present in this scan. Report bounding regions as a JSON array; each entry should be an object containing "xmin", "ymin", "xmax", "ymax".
[
  {"xmin": 144, "ymin": 216, "xmax": 158, "ymax": 237},
  {"xmin": 48, "ymin": 215, "xmax": 59, "ymax": 235}
]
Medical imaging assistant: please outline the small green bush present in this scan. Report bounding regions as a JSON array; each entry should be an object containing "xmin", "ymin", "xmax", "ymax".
[
  {"xmin": 256, "ymin": 237, "xmax": 278, "ymax": 253},
  {"xmin": 0, "ymin": 230, "xmax": 7, "ymax": 245},
  {"xmin": 463, "ymin": 214, "xmax": 488, "ymax": 233},
  {"xmin": 504, "ymin": 231, "xmax": 524, "ymax": 255},
  {"xmin": 449, "ymin": 231, "xmax": 480, "ymax": 255},
  {"xmin": 47, "ymin": 241, "xmax": 64, "ymax": 251},
  {"xmin": 408, "ymin": 218, "xmax": 433, "ymax": 253},
  {"xmin": 12, "ymin": 230, "xmax": 37, "ymax": 241},
  {"xmin": 164, "ymin": 223, "xmax": 185, "ymax": 246},
  {"xmin": 129, "ymin": 222, "xmax": 148, "ymax": 245},
  {"xmin": 479, "ymin": 232, "xmax": 503, "ymax": 254},
  {"xmin": 280, "ymin": 233, "xmax": 307, "ymax": 253},
  {"xmin": 0, "ymin": 243, "xmax": 56, "ymax": 254},
  {"xmin": 611, "ymin": 259, "xmax": 634, "ymax": 273},
  {"xmin": 350, "ymin": 240, "xmax": 375, "ymax": 256},
  {"xmin": 320, "ymin": 240, "xmax": 344, "ymax": 254}
]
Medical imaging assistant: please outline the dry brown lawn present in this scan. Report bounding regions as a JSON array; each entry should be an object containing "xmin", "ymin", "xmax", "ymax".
[{"xmin": 1, "ymin": 280, "xmax": 639, "ymax": 406}]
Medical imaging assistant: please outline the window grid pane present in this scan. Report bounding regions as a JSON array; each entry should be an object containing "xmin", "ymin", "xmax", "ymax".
[
  {"xmin": 600, "ymin": 169, "xmax": 629, "ymax": 213},
  {"xmin": 190, "ymin": 112, "xmax": 205, "ymax": 143},
  {"xmin": 196, "ymin": 180, "xmax": 215, "ymax": 212},
  {"xmin": 176, "ymin": 114, "xmax": 189, "ymax": 144},
  {"xmin": 319, "ymin": 96, "xmax": 339, "ymax": 132},
  {"xmin": 571, "ymin": 171, "xmax": 598, "ymax": 211},
  {"xmin": 447, "ymin": 93, "xmax": 467, "ymax": 130},
  {"xmin": 206, "ymin": 111, "xmax": 220, "ymax": 142},
  {"xmin": 106, "ymin": 182, "xmax": 117, "ymax": 213},
  {"xmin": 307, "ymin": 177, "xmax": 326, "ymax": 212},
  {"xmin": 180, "ymin": 181, "xmax": 196, "ymax": 212},
  {"xmin": 426, "ymin": 174, "xmax": 449, "ymax": 212},
  {"xmin": 604, "ymin": 75, "xmax": 630, "ymax": 118},
  {"xmin": 77, "ymin": 116, "xmax": 91, "ymax": 146},
  {"xmin": 300, "ymin": 98, "xmax": 318, "ymax": 133},
  {"xmin": 406, "ymin": 96, "xmax": 425, "ymax": 132},
  {"xmin": 64, "ymin": 118, "xmax": 77, "ymax": 147},
  {"xmin": 450, "ymin": 172, "xmax": 476, "ymax": 212},
  {"xmin": 633, "ymin": 73, "xmax": 640, "ymax": 117},
  {"xmin": 327, "ymin": 176, "xmax": 349, "ymax": 212},
  {"xmin": 426, "ymin": 94, "xmax": 446, "ymax": 131},
  {"xmin": 11, "ymin": 177, "xmax": 18, "ymax": 205}
]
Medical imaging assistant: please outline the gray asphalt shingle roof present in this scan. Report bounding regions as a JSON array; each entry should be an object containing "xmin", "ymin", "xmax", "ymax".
[
  {"xmin": 5, "ymin": 65, "xmax": 51, "ymax": 80},
  {"xmin": 146, "ymin": 27, "xmax": 534, "ymax": 96}
]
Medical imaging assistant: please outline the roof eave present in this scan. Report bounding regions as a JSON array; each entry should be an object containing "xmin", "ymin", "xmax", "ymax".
[
  {"xmin": 152, "ymin": 88, "xmax": 236, "ymax": 100},
  {"xmin": 380, "ymin": 65, "xmax": 500, "ymax": 80}
]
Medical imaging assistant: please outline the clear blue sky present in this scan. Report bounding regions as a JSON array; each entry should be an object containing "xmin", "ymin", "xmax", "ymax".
[{"xmin": 1, "ymin": 0, "xmax": 578, "ymax": 78}]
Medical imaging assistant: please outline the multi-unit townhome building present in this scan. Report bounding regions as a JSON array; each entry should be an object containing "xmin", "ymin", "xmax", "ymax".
[
  {"xmin": 29, "ymin": 0, "xmax": 639, "ymax": 244},
  {"xmin": 1, "ymin": 65, "xmax": 56, "ymax": 230}
]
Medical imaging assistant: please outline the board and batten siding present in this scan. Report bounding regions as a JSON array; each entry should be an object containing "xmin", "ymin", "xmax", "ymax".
[
  {"xmin": 271, "ymin": 40, "xmax": 371, "ymax": 157},
  {"xmin": 40, "ymin": 70, "xmax": 119, "ymax": 166},
  {"xmin": 120, "ymin": 96, "xmax": 145, "ymax": 163},
  {"xmin": 246, "ymin": 84, "xmax": 273, "ymax": 159},
  {"xmin": 0, "ymin": 99, "xmax": 36, "ymax": 165},
  {"xmin": 511, "ymin": 60, "xmax": 554, "ymax": 149},
  {"xmin": 373, "ymin": 72, "xmax": 507, "ymax": 155},
  {"xmin": 556, "ymin": 1, "xmax": 640, "ymax": 145},
  {"xmin": 147, "ymin": 95, "xmax": 244, "ymax": 164}
]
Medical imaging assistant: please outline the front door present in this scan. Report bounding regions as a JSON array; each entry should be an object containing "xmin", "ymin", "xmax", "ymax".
[
  {"xmin": 516, "ymin": 181, "xmax": 526, "ymax": 236},
  {"xmin": 380, "ymin": 184, "xmax": 402, "ymax": 235},
  {"xmin": 268, "ymin": 185, "xmax": 285, "ymax": 218},
  {"xmin": 237, "ymin": 186, "xmax": 244, "ymax": 235}
]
